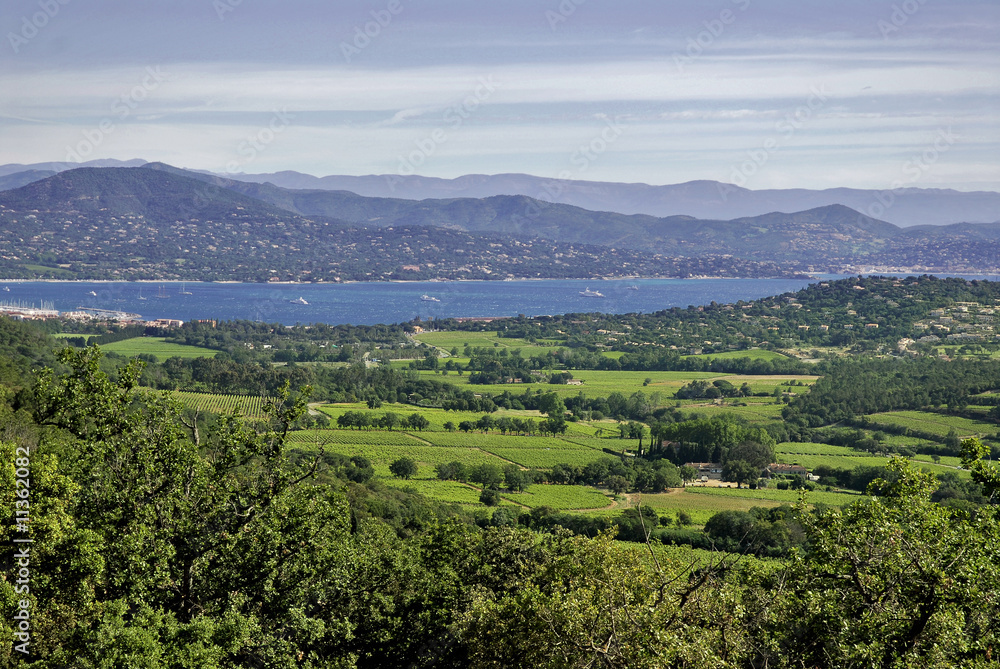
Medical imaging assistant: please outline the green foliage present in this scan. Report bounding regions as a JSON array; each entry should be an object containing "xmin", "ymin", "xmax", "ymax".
[
  {"xmin": 756, "ymin": 458, "xmax": 1000, "ymax": 667},
  {"xmin": 389, "ymin": 457, "xmax": 418, "ymax": 480},
  {"xmin": 8, "ymin": 345, "xmax": 361, "ymax": 666},
  {"xmin": 479, "ymin": 488, "xmax": 501, "ymax": 507}
]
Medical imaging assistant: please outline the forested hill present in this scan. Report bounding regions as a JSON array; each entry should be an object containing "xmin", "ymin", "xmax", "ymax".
[
  {"xmin": 141, "ymin": 162, "xmax": 1000, "ymax": 271},
  {"xmin": 141, "ymin": 162, "xmax": 900, "ymax": 256},
  {"xmin": 3, "ymin": 166, "xmax": 998, "ymax": 280},
  {"xmin": 0, "ymin": 168, "xmax": 792, "ymax": 282}
]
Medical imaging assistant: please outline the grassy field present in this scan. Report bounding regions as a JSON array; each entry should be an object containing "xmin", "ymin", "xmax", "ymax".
[
  {"xmin": 502, "ymin": 483, "xmax": 614, "ymax": 510},
  {"xmin": 682, "ymin": 349, "xmax": 792, "ymax": 362},
  {"xmin": 912, "ymin": 454, "xmax": 964, "ymax": 468},
  {"xmin": 317, "ymin": 402, "xmax": 602, "ymax": 437},
  {"xmin": 865, "ymin": 410, "xmax": 996, "ymax": 438},
  {"xmin": 100, "ymin": 337, "xmax": 218, "ymax": 361},
  {"xmin": 382, "ymin": 479, "xmax": 492, "ymax": 506},
  {"xmin": 417, "ymin": 431, "xmax": 612, "ymax": 469},
  {"xmin": 53, "ymin": 333, "xmax": 97, "ymax": 340},
  {"xmin": 287, "ymin": 429, "xmax": 418, "ymax": 447},
  {"xmin": 776, "ymin": 454, "xmax": 898, "ymax": 470},
  {"xmin": 679, "ymin": 400, "xmax": 786, "ymax": 424},
  {"xmin": 405, "ymin": 369, "xmax": 794, "ymax": 401},
  {"xmin": 610, "ymin": 489, "xmax": 783, "ymax": 526},
  {"xmin": 776, "ymin": 442, "xmax": 865, "ymax": 456},
  {"xmin": 412, "ymin": 330, "xmax": 565, "ymax": 355},
  {"xmin": 292, "ymin": 438, "xmax": 511, "ymax": 479},
  {"xmin": 773, "ymin": 443, "xmax": 967, "ymax": 480},
  {"xmin": 685, "ymin": 486, "xmax": 863, "ymax": 508}
]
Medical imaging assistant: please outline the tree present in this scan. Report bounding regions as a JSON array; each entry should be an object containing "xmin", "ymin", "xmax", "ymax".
[
  {"xmin": 754, "ymin": 457, "xmax": 1000, "ymax": 667},
  {"xmin": 17, "ymin": 346, "xmax": 356, "ymax": 665},
  {"xmin": 436, "ymin": 460, "xmax": 468, "ymax": 481},
  {"xmin": 381, "ymin": 411, "xmax": 401, "ymax": 430},
  {"xmin": 607, "ymin": 475, "xmax": 630, "ymax": 496},
  {"xmin": 470, "ymin": 463, "xmax": 504, "ymax": 488},
  {"xmin": 679, "ymin": 465, "xmax": 698, "ymax": 484},
  {"xmin": 443, "ymin": 420, "xmax": 456, "ymax": 432},
  {"xmin": 479, "ymin": 488, "xmax": 501, "ymax": 506},
  {"xmin": 389, "ymin": 456, "xmax": 417, "ymax": 479},
  {"xmin": 406, "ymin": 412, "xmax": 430, "ymax": 431},
  {"xmin": 725, "ymin": 440, "xmax": 774, "ymax": 469},
  {"xmin": 504, "ymin": 466, "xmax": 529, "ymax": 492},
  {"xmin": 536, "ymin": 392, "xmax": 566, "ymax": 418},
  {"xmin": 722, "ymin": 459, "xmax": 760, "ymax": 488},
  {"xmin": 476, "ymin": 413, "xmax": 495, "ymax": 433}
]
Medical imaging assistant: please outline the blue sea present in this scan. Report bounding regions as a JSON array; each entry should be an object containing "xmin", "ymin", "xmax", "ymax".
[{"xmin": 0, "ymin": 275, "xmax": 980, "ymax": 326}]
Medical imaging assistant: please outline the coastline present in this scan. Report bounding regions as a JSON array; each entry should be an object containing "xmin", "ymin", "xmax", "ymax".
[{"xmin": 1, "ymin": 272, "xmax": 818, "ymax": 285}]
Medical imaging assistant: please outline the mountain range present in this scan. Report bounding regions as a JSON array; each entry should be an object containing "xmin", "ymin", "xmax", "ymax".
[
  {"xmin": 0, "ymin": 168, "xmax": 794, "ymax": 282},
  {"xmin": 0, "ymin": 163, "xmax": 996, "ymax": 282},
  {"xmin": 1, "ymin": 159, "xmax": 997, "ymax": 228}
]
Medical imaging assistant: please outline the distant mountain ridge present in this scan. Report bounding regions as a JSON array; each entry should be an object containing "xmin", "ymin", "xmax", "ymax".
[
  {"xmin": 1, "ymin": 159, "xmax": 997, "ymax": 227},
  {"xmin": 0, "ymin": 167, "xmax": 788, "ymax": 282},
  {"xmin": 139, "ymin": 163, "xmax": 993, "ymax": 268},
  {"xmin": 0, "ymin": 165, "xmax": 996, "ymax": 279},
  {"xmin": 216, "ymin": 170, "xmax": 1000, "ymax": 228}
]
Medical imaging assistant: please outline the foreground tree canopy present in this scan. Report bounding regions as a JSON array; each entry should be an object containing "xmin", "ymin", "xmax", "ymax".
[{"xmin": 1, "ymin": 347, "xmax": 999, "ymax": 668}]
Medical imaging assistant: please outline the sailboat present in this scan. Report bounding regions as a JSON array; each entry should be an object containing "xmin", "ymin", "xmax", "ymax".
[
  {"xmin": 155, "ymin": 285, "xmax": 170, "ymax": 299},
  {"xmin": 178, "ymin": 282, "xmax": 193, "ymax": 295},
  {"xmin": 137, "ymin": 287, "xmax": 147, "ymax": 300}
]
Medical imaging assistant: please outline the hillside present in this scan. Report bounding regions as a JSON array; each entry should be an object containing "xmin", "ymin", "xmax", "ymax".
[
  {"xmin": 141, "ymin": 164, "xmax": 1000, "ymax": 272},
  {"xmin": 0, "ymin": 168, "xmax": 790, "ymax": 282},
  {"xmin": 1, "ymin": 166, "xmax": 997, "ymax": 280},
  {"xmin": 216, "ymin": 169, "xmax": 1000, "ymax": 227}
]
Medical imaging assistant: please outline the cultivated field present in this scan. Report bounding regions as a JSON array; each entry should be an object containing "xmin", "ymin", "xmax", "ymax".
[
  {"xmin": 455, "ymin": 369, "xmax": 812, "ymax": 400},
  {"xmin": 170, "ymin": 390, "xmax": 269, "ymax": 417},
  {"xmin": 101, "ymin": 336, "xmax": 218, "ymax": 361},
  {"xmin": 682, "ymin": 349, "xmax": 792, "ymax": 362},
  {"xmin": 412, "ymin": 330, "xmax": 565, "ymax": 355},
  {"xmin": 317, "ymin": 402, "xmax": 603, "ymax": 437},
  {"xmin": 865, "ymin": 410, "xmax": 996, "ymax": 438}
]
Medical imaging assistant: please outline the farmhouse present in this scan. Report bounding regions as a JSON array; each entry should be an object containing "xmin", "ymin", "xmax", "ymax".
[
  {"xmin": 767, "ymin": 463, "xmax": 808, "ymax": 477},
  {"xmin": 684, "ymin": 462, "xmax": 723, "ymax": 481}
]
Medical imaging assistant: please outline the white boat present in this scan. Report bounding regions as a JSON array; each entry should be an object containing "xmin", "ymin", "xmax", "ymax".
[
  {"xmin": 2, "ymin": 286, "xmax": 9, "ymax": 292},
  {"xmin": 579, "ymin": 287, "xmax": 605, "ymax": 298},
  {"xmin": 137, "ymin": 287, "xmax": 147, "ymax": 300},
  {"xmin": 88, "ymin": 290, "xmax": 98, "ymax": 297},
  {"xmin": 178, "ymin": 282, "xmax": 193, "ymax": 295},
  {"xmin": 420, "ymin": 295, "xmax": 441, "ymax": 302},
  {"xmin": 626, "ymin": 284, "xmax": 639, "ymax": 291},
  {"xmin": 289, "ymin": 296, "xmax": 309, "ymax": 305}
]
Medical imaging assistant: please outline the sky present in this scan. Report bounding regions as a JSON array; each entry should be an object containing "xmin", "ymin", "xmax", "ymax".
[{"xmin": 1, "ymin": 0, "xmax": 998, "ymax": 191}]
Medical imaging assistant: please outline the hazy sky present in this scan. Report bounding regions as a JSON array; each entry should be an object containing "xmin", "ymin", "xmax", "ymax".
[{"xmin": 1, "ymin": 0, "xmax": 998, "ymax": 190}]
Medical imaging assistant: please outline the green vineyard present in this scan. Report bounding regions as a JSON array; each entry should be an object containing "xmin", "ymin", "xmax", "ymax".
[{"xmin": 170, "ymin": 391, "xmax": 270, "ymax": 417}]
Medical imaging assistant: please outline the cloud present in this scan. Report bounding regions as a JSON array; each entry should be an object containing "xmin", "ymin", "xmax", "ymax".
[{"xmin": 0, "ymin": 0, "xmax": 995, "ymax": 190}]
